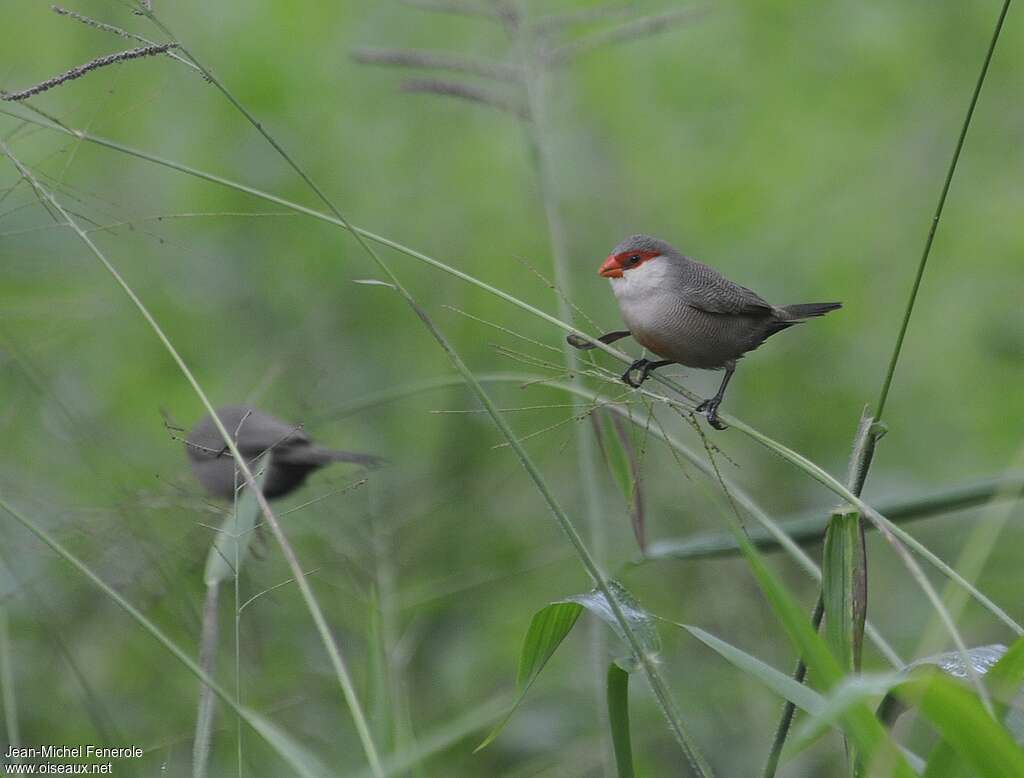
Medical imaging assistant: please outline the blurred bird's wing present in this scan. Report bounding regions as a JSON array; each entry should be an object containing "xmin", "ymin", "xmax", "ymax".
[
  {"xmin": 681, "ymin": 260, "xmax": 774, "ymax": 317},
  {"xmin": 188, "ymin": 407, "xmax": 311, "ymax": 460}
]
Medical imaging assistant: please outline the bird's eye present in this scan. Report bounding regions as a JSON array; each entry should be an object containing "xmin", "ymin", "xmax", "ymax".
[{"xmin": 627, "ymin": 254, "xmax": 641, "ymax": 265}]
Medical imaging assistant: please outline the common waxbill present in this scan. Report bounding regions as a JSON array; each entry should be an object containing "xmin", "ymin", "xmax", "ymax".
[
  {"xmin": 568, "ymin": 234, "xmax": 841, "ymax": 429},
  {"xmin": 185, "ymin": 405, "xmax": 383, "ymax": 500}
]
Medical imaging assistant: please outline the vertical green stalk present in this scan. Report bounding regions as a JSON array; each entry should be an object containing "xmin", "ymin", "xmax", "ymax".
[
  {"xmin": 760, "ymin": 0, "xmax": 1014, "ymax": 753},
  {"xmin": 515, "ymin": 7, "xmax": 612, "ymax": 763},
  {"xmin": 194, "ymin": 583, "xmax": 221, "ymax": 778},
  {"xmin": 607, "ymin": 663, "xmax": 636, "ymax": 778},
  {"xmin": 763, "ymin": 411, "xmax": 881, "ymax": 777},
  {"xmin": 874, "ymin": 0, "xmax": 1012, "ymax": 421},
  {"xmin": 234, "ymin": 546, "xmax": 243, "ymax": 778}
]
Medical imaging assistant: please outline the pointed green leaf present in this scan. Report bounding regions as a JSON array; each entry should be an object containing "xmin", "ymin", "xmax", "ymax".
[
  {"xmin": 682, "ymin": 624, "xmax": 824, "ymax": 716},
  {"xmin": 475, "ymin": 602, "xmax": 582, "ymax": 751},
  {"xmin": 514, "ymin": 603, "xmax": 584, "ymax": 688}
]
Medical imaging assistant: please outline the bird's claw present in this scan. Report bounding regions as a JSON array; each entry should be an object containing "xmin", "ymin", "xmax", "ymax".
[
  {"xmin": 566, "ymin": 333, "xmax": 591, "ymax": 350},
  {"xmin": 621, "ymin": 359, "xmax": 648, "ymax": 388},
  {"xmin": 695, "ymin": 399, "xmax": 727, "ymax": 430}
]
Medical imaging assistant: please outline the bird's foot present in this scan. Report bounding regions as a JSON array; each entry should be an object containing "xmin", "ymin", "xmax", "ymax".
[
  {"xmin": 695, "ymin": 398, "xmax": 727, "ymax": 430},
  {"xmin": 566, "ymin": 333, "xmax": 592, "ymax": 350},
  {"xmin": 621, "ymin": 359, "xmax": 650, "ymax": 388}
]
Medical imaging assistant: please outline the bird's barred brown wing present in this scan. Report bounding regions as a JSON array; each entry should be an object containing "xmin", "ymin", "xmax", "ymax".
[{"xmin": 679, "ymin": 260, "xmax": 774, "ymax": 317}]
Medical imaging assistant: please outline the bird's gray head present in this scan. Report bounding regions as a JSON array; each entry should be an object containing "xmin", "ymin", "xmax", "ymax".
[{"xmin": 599, "ymin": 234, "xmax": 681, "ymax": 278}]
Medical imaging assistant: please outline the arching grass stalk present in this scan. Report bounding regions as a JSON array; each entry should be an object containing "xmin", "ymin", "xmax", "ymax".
[
  {"xmin": 0, "ymin": 140, "xmax": 385, "ymax": 778},
  {"xmin": 56, "ymin": 8, "xmax": 712, "ymax": 763},
  {"xmin": 696, "ymin": 405, "xmax": 1000, "ymax": 707},
  {"xmin": 319, "ymin": 371, "xmax": 905, "ymax": 667},
  {"xmin": 375, "ymin": 289, "xmax": 715, "ymax": 776},
  {"xmin": 0, "ymin": 103, "xmax": 1011, "ymax": 659},
  {"xmin": 0, "ymin": 104, "xmax": 700, "ymax": 407},
  {"xmin": 1, "ymin": 110, "xmax": 1014, "ymax": 666}
]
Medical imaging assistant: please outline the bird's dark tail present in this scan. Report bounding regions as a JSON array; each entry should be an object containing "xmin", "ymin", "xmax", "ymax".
[
  {"xmin": 780, "ymin": 301, "xmax": 842, "ymax": 320},
  {"xmin": 298, "ymin": 446, "xmax": 388, "ymax": 468}
]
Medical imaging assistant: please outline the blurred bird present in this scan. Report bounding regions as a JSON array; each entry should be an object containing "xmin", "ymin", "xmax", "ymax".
[
  {"xmin": 185, "ymin": 405, "xmax": 384, "ymax": 500},
  {"xmin": 568, "ymin": 234, "xmax": 841, "ymax": 429}
]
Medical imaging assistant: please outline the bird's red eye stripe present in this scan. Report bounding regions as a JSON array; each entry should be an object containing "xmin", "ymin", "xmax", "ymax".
[{"xmin": 615, "ymin": 250, "xmax": 660, "ymax": 268}]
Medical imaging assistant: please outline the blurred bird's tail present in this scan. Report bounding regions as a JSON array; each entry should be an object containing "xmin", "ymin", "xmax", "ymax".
[
  {"xmin": 780, "ymin": 301, "xmax": 842, "ymax": 320},
  {"xmin": 305, "ymin": 446, "xmax": 388, "ymax": 469}
]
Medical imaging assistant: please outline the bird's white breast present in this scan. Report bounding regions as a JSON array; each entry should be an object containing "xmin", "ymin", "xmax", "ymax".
[
  {"xmin": 609, "ymin": 255, "xmax": 672, "ymax": 303},
  {"xmin": 608, "ymin": 255, "xmax": 677, "ymax": 333},
  {"xmin": 608, "ymin": 255, "xmax": 729, "ymax": 368}
]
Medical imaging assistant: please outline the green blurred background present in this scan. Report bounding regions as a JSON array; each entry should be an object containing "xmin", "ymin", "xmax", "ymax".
[{"xmin": 1, "ymin": 0, "xmax": 1022, "ymax": 774}]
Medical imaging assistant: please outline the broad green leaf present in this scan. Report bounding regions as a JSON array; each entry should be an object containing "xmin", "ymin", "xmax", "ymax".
[
  {"xmin": 475, "ymin": 602, "xmax": 582, "ymax": 751},
  {"xmin": 203, "ymin": 453, "xmax": 269, "ymax": 586},
  {"xmin": 898, "ymin": 670, "xmax": 1024, "ymax": 778},
  {"xmin": 607, "ymin": 663, "xmax": 635, "ymax": 778},
  {"xmin": 561, "ymin": 579, "xmax": 660, "ymax": 664},
  {"xmin": 682, "ymin": 624, "xmax": 824, "ymax": 716}
]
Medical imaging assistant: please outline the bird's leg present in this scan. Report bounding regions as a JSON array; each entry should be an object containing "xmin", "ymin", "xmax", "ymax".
[
  {"xmin": 695, "ymin": 364, "xmax": 735, "ymax": 430},
  {"xmin": 566, "ymin": 330, "xmax": 631, "ymax": 350},
  {"xmin": 621, "ymin": 359, "xmax": 673, "ymax": 388}
]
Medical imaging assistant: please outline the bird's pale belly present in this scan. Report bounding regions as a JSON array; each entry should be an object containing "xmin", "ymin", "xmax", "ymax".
[{"xmin": 620, "ymin": 298, "xmax": 753, "ymax": 369}]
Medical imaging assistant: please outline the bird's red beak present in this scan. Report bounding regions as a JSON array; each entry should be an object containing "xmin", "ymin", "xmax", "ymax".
[{"xmin": 599, "ymin": 254, "xmax": 624, "ymax": 278}]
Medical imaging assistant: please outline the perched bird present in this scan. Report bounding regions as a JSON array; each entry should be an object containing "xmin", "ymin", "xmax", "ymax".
[
  {"xmin": 568, "ymin": 234, "xmax": 841, "ymax": 429},
  {"xmin": 185, "ymin": 405, "xmax": 383, "ymax": 500}
]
